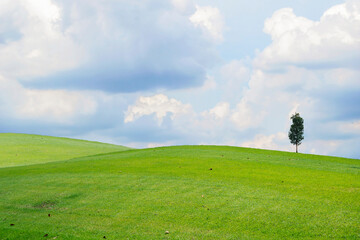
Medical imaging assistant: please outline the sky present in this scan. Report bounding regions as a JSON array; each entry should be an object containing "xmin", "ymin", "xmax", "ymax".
[{"xmin": 1, "ymin": 0, "xmax": 360, "ymax": 158}]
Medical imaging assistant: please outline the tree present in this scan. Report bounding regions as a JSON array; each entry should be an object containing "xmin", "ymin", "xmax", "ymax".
[{"xmin": 288, "ymin": 112, "xmax": 304, "ymax": 153}]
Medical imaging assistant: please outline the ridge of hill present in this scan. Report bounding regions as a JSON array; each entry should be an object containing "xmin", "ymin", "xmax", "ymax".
[
  {"xmin": 0, "ymin": 133, "xmax": 130, "ymax": 168},
  {"xmin": 0, "ymin": 144, "xmax": 359, "ymax": 239}
]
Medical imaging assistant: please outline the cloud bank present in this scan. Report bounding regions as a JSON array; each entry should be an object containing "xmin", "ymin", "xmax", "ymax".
[
  {"xmin": 256, "ymin": 1, "xmax": 360, "ymax": 70},
  {"xmin": 0, "ymin": 0, "xmax": 224, "ymax": 92}
]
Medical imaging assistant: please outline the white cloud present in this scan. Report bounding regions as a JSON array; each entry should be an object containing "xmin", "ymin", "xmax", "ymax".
[
  {"xmin": 190, "ymin": 5, "xmax": 225, "ymax": 41},
  {"xmin": 0, "ymin": 0, "xmax": 222, "ymax": 92},
  {"xmin": 322, "ymin": 1, "xmax": 360, "ymax": 22},
  {"xmin": 255, "ymin": 1, "xmax": 360, "ymax": 69},
  {"xmin": 184, "ymin": 74, "xmax": 217, "ymax": 93},
  {"xmin": 208, "ymin": 102, "xmax": 230, "ymax": 120},
  {"xmin": 124, "ymin": 94, "xmax": 192, "ymax": 124},
  {"xmin": 200, "ymin": 75, "xmax": 217, "ymax": 91},
  {"xmin": 242, "ymin": 132, "xmax": 289, "ymax": 151},
  {"xmin": 305, "ymin": 139, "xmax": 342, "ymax": 156},
  {"xmin": 221, "ymin": 60, "xmax": 250, "ymax": 85},
  {"xmin": 323, "ymin": 68, "xmax": 360, "ymax": 87},
  {"xmin": 231, "ymin": 99, "xmax": 267, "ymax": 131},
  {"xmin": 17, "ymin": 89, "xmax": 97, "ymax": 124},
  {"xmin": 0, "ymin": 76, "xmax": 22, "ymax": 116},
  {"xmin": 22, "ymin": 0, "xmax": 61, "ymax": 24},
  {"xmin": 172, "ymin": 0, "xmax": 194, "ymax": 14},
  {"xmin": 202, "ymin": 102, "xmax": 230, "ymax": 120},
  {"xmin": 0, "ymin": 0, "xmax": 86, "ymax": 79},
  {"xmin": 0, "ymin": 75, "xmax": 97, "ymax": 124},
  {"xmin": 339, "ymin": 120, "xmax": 360, "ymax": 134}
]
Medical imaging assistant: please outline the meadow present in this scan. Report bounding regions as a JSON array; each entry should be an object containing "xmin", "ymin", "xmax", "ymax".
[
  {"xmin": 0, "ymin": 134, "xmax": 359, "ymax": 239},
  {"xmin": 0, "ymin": 133, "xmax": 130, "ymax": 168}
]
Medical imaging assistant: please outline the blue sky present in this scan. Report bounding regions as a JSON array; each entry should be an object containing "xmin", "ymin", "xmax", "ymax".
[{"xmin": 1, "ymin": 0, "xmax": 359, "ymax": 158}]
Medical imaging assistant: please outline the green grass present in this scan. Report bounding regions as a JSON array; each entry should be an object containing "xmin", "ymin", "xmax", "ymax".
[
  {"xmin": 0, "ymin": 138, "xmax": 359, "ymax": 239},
  {"xmin": 0, "ymin": 133, "xmax": 130, "ymax": 168}
]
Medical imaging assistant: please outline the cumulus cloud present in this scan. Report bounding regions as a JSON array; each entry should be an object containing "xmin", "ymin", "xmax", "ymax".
[
  {"xmin": 17, "ymin": 90, "xmax": 97, "ymax": 124},
  {"xmin": 0, "ymin": 0, "xmax": 223, "ymax": 92},
  {"xmin": 221, "ymin": 60, "xmax": 250, "ymax": 85},
  {"xmin": 190, "ymin": 5, "xmax": 225, "ymax": 41},
  {"xmin": 231, "ymin": 99, "xmax": 267, "ymax": 131},
  {"xmin": 0, "ymin": 75, "xmax": 133, "ymax": 139},
  {"xmin": 124, "ymin": 94, "xmax": 192, "ymax": 124},
  {"xmin": 172, "ymin": 0, "xmax": 195, "ymax": 14},
  {"xmin": 122, "ymin": 92, "xmax": 279, "ymax": 149},
  {"xmin": 0, "ymin": 75, "xmax": 97, "ymax": 124},
  {"xmin": 242, "ymin": 132, "xmax": 289, "ymax": 151},
  {"xmin": 255, "ymin": 1, "xmax": 360, "ymax": 70},
  {"xmin": 0, "ymin": 0, "xmax": 86, "ymax": 79},
  {"xmin": 204, "ymin": 102, "xmax": 230, "ymax": 120}
]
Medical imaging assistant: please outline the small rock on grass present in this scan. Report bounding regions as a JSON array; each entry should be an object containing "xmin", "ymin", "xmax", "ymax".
[{"xmin": 165, "ymin": 231, "xmax": 170, "ymax": 234}]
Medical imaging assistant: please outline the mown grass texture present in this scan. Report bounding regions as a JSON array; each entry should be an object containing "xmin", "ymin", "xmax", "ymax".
[{"xmin": 0, "ymin": 133, "xmax": 130, "ymax": 168}]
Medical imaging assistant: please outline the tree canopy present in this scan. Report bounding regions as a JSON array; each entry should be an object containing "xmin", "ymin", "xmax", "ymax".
[{"xmin": 288, "ymin": 112, "xmax": 304, "ymax": 153}]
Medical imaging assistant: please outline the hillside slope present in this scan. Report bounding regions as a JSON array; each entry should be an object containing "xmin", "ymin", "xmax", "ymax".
[
  {"xmin": 0, "ymin": 133, "xmax": 130, "ymax": 168},
  {"xmin": 0, "ymin": 145, "xmax": 359, "ymax": 239}
]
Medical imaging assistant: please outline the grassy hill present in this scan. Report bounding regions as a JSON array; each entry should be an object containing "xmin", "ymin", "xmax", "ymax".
[
  {"xmin": 0, "ymin": 133, "xmax": 130, "ymax": 168},
  {"xmin": 0, "ymin": 139, "xmax": 359, "ymax": 239}
]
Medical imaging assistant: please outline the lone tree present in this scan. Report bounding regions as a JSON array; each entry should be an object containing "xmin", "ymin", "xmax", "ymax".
[{"xmin": 288, "ymin": 112, "xmax": 304, "ymax": 153}]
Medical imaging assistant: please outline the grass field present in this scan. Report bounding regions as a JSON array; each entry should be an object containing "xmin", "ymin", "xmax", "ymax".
[
  {"xmin": 0, "ymin": 133, "xmax": 130, "ymax": 168},
  {"xmin": 0, "ymin": 135, "xmax": 359, "ymax": 239}
]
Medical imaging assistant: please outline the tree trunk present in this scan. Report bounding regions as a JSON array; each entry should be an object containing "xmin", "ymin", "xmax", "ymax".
[{"xmin": 296, "ymin": 144, "xmax": 298, "ymax": 153}]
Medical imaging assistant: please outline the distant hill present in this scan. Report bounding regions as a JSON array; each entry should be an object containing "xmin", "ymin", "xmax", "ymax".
[
  {"xmin": 0, "ymin": 143, "xmax": 359, "ymax": 239},
  {"xmin": 0, "ymin": 133, "xmax": 130, "ymax": 168}
]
